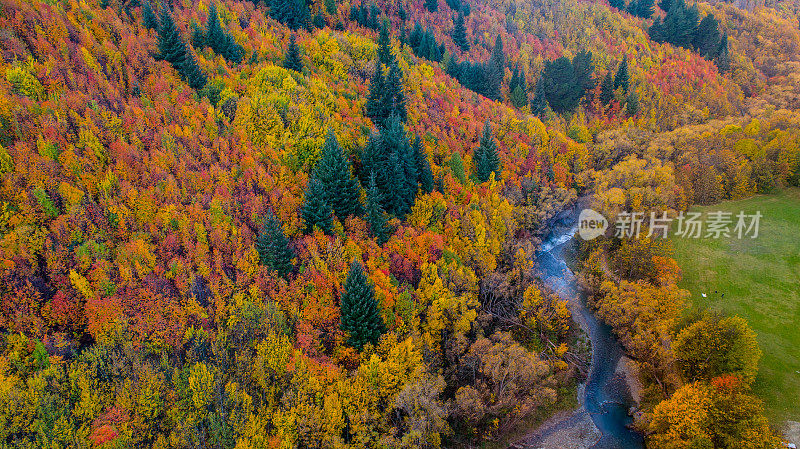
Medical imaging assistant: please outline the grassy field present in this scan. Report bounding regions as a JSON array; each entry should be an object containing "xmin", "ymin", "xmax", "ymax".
[{"xmin": 672, "ymin": 188, "xmax": 800, "ymax": 422}]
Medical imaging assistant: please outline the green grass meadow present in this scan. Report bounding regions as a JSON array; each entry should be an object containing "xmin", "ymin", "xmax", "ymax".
[{"xmin": 671, "ymin": 189, "xmax": 800, "ymax": 422}]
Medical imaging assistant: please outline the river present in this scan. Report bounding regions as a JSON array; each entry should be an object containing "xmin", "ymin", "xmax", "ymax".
[{"xmin": 534, "ymin": 203, "xmax": 645, "ymax": 449}]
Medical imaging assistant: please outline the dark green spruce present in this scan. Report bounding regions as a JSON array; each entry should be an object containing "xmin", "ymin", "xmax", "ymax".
[
  {"xmin": 340, "ymin": 260, "xmax": 386, "ymax": 350},
  {"xmin": 474, "ymin": 121, "xmax": 501, "ymax": 182},
  {"xmin": 142, "ymin": 1, "xmax": 159, "ymax": 30},
  {"xmin": 284, "ymin": 34, "xmax": 303, "ymax": 72},
  {"xmin": 256, "ymin": 210, "xmax": 294, "ymax": 277},
  {"xmin": 301, "ymin": 177, "xmax": 333, "ymax": 234},
  {"xmin": 314, "ymin": 129, "xmax": 362, "ymax": 221}
]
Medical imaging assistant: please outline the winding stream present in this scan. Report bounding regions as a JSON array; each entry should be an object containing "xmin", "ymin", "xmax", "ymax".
[{"xmin": 535, "ymin": 204, "xmax": 645, "ymax": 449}]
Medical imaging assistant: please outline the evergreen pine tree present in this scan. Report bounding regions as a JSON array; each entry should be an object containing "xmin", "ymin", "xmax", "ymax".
[
  {"xmin": 693, "ymin": 13, "xmax": 721, "ymax": 58},
  {"xmin": 284, "ymin": 34, "xmax": 303, "ymax": 72},
  {"xmin": 206, "ymin": 3, "xmax": 225, "ymax": 53},
  {"xmin": 340, "ymin": 260, "xmax": 385, "ymax": 350},
  {"xmin": 659, "ymin": 0, "xmax": 674, "ymax": 12},
  {"xmin": 600, "ymin": 71, "xmax": 614, "ymax": 105},
  {"xmin": 314, "ymin": 129, "xmax": 362, "ymax": 221},
  {"xmin": 157, "ymin": 8, "xmax": 187, "ymax": 68},
  {"xmin": 614, "ymin": 54, "xmax": 630, "ymax": 92},
  {"xmin": 270, "ymin": 0, "xmax": 310, "ymax": 30},
  {"xmin": 301, "ymin": 177, "xmax": 333, "ymax": 234},
  {"xmin": 509, "ymin": 65, "xmax": 520, "ymax": 94},
  {"xmin": 191, "ymin": 22, "xmax": 206, "ymax": 49},
  {"xmin": 714, "ymin": 33, "xmax": 730, "ymax": 72},
  {"xmin": 256, "ymin": 210, "xmax": 294, "ymax": 277},
  {"xmin": 377, "ymin": 20, "xmax": 393, "ymax": 66},
  {"xmin": 626, "ymin": 91, "xmax": 639, "ymax": 115},
  {"xmin": 424, "ymin": 0, "xmax": 438, "ymax": 12},
  {"xmin": 542, "ymin": 57, "xmax": 579, "ymax": 114},
  {"xmin": 531, "ymin": 76, "xmax": 549, "ymax": 117},
  {"xmin": 490, "ymin": 35, "xmax": 505, "ymax": 73},
  {"xmin": 452, "ymin": 13, "xmax": 469, "ymax": 52},
  {"xmin": 383, "ymin": 61, "xmax": 407, "ymax": 123},
  {"xmin": 649, "ymin": 17, "xmax": 665, "ymax": 43},
  {"xmin": 360, "ymin": 114, "xmax": 415, "ymax": 217},
  {"xmin": 182, "ymin": 51, "xmax": 208, "ymax": 90},
  {"xmin": 325, "ymin": 0, "xmax": 337, "ymax": 15},
  {"xmin": 509, "ymin": 65, "xmax": 528, "ymax": 108},
  {"xmin": 484, "ymin": 35, "xmax": 504, "ymax": 100},
  {"xmin": 365, "ymin": 63, "xmax": 387, "ymax": 125},
  {"xmin": 609, "ymin": 0, "xmax": 625, "ymax": 9},
  {"xmin": 157, "ymin": 7, "xmax": 208, "ymax": 90},
  {"xmin": 474, "ymin": 121, "xmax": 500, "ymax": 182},
  {"xmin": 413, "ymin": 135, "xmax": 434, "ymax": 193},
  {"xmin": 572, "ymin": 50, "xmax": 594, "ymax": 100},
  {"xmin": 633, "ymin": 0, "xmax": 655, "ymax": 18},
  {"xmin": 365, "ymin": 173, "xmax": 390, "ymax": 245},
  {"xmin": 142, "ymin": 1, "xmax": 159, "ymax": 30}
]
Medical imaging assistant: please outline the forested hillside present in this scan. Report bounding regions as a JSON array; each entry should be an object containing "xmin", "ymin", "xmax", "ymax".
[{"xmin": 0, "ymin": 0, "xmax": 798, "ymax": 446}]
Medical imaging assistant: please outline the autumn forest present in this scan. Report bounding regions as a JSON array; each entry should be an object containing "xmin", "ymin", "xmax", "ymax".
[{"xmin": 0, "ymin": 0, "xmax": 799, "ymax": 447}]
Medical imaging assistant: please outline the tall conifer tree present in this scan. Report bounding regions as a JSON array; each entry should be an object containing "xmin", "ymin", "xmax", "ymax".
[
  {"xmin": 614, "ymin": 54, "xmax": 630, "ymax": 92},
  {"xmin": 301, "ymin": 177, "xmax": 333, "ymax": 234},
  {"xmin": 340, "ymin": 260, "xmax": 385, "ymax": 350},
  {"xmin": 452, "ymin": 13, "xmax": 469, "ymax": 52},
  {"xmin": 256, "ymin": 210, "xmax": 294, "ymax": 277},
  {"xmin": 284, "ymin": 34, "xmax": 303, "ymax": 72},
  {"xmin": 314, "ymin": 129, "xmax": 362, "ymax": 221}
]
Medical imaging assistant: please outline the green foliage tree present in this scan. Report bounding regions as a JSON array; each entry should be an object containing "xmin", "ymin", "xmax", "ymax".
[
  {"xmin": 366, "ymin": 60, "xmax": 406, "ymax": 126},
  {"xmin": 269, "ymin": 0, "xmax": 310, "ymax": 30},
  {"xmin": 473, "ymin": 121, "xmax": 501, "ymax": 182},
  {"xmin": 157, "ymin": 8, "xmax": 187, "ymax": 67},
  {"xmin": 609, "ymin": 0, "xmax": 626, "ymax": 9},
  {"xmin": 541, "ymin": 53, "xmax": 593, "ymax": 114},
  {"xmin": 377, "ymin": 20, "xmax": 393, "ymax": 66},
  {"xmin": 301, "ymin": 177, "xmax": 333, "ymax": 234},
  {"xmin": 157, "ymin": 7, "xmax": 207, "ymax": 89},
  {"xmin": 715, "ymin": 33, "xmax": 730, "ymax": 72},
  {"xmin": 204, "ymin": 4, "xmax": 243, "ymax": 63},
  {"xmin": 626, "ymin": 91, "xmax": 639, "ymax": 115},
  {"xmin": 651, "ymin": 0, "xmax": 700, "ymax": 49},
  {"xmin": 324, "ymin": 0, "xmax": 337, "ymax": 15},
  {"xmin": 314, "ymin": 129, "xmax": 362, "ymax": 221},
  {"xmin": 256, "ymin": 210, "xmax": 294, "ymax": 277},
  {"xmin": 191, "ymin": 22, "xmax": 206, "ymax": 48},
  {"xmin": 182, "ymin": 51, "xmax": 208, "ymax": 90},
  {"xmin": 361, "ymin": 114, "xmax": 417, "ymax": 216},
  {"xmin": 693, "ymin": 13, "xmax": 721, "ymax": 58},
  {"xmin": 365, "ymin": 62, "xmax": 387, "ymax": 124},
  {"xmin": 425, "ymin": 0, "xmax": 438, "ymax": 12},
  {"xmin": 384, "ymin": 61, "xmax": 407, "ymax": 123},
  {"xmin": 531, "ymin": 76, "xmax": 549, "ymax": 117},
  {"xmin": 284, "ymin": 34, "xmax": 303, "ymax": 72},
  {"xmin": 413, "ymin": 135, "xmax": 434, "ymax": 193},
  {"xmin": 614, "ymin": 54, "xmax": 629, "ymax": 92},
  {"xmin": 340, "ymin": 260, "xmax": 385, "ymax": 350},
  {"xmin": 674, "ymin": 313, "xmax": 762, "ymax": 385},
  {"xmin": 452, "ymin": 13, "xmax": 469, "ymax": 52},
  {"xmin": 142, "ymin": 1, "xmax": 159, "ymax": 30},
  {"xmin": 600, "ymin": 71, "xmax": 614, "ymax": 105},
  {"xmin": 508, "ymin": 65, "xmax": 528, "ymax": 108},
  {"xmin": 630, "ymin": 0, "xmax": 655, "ymax": 18}
]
